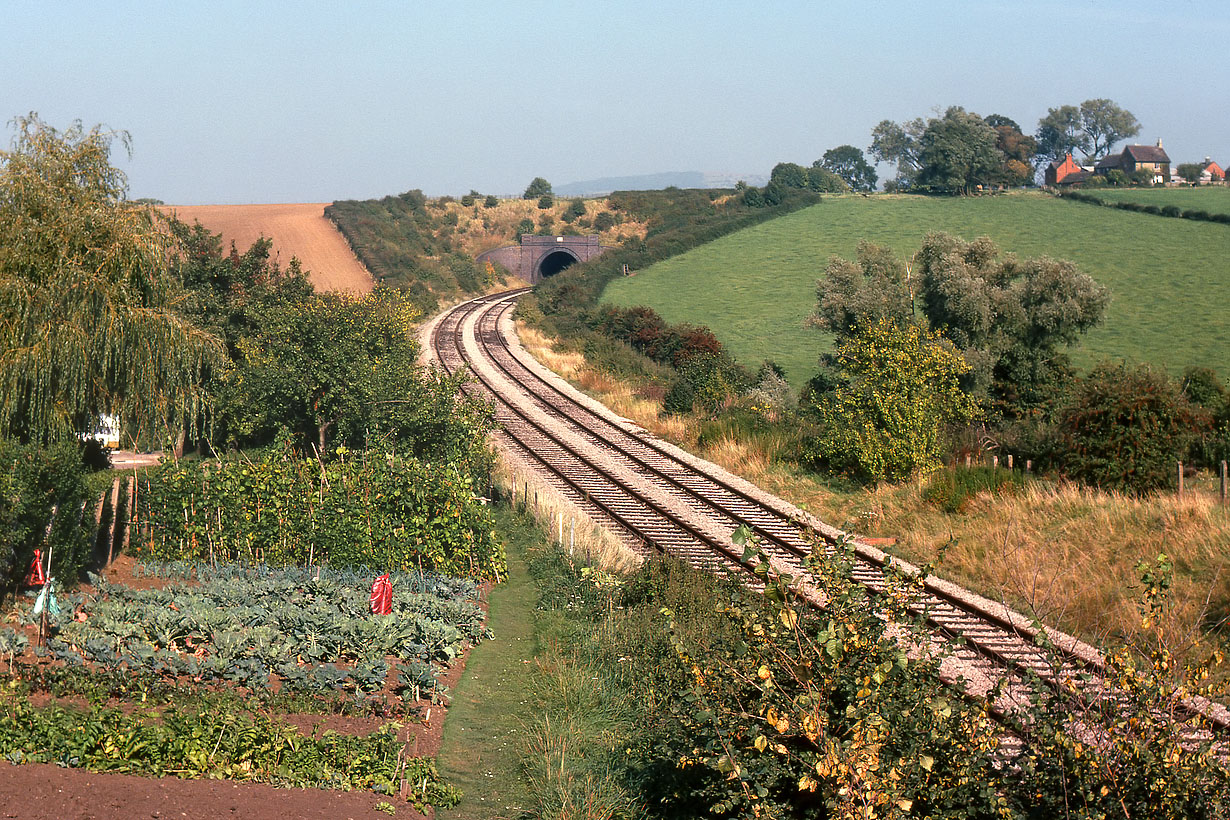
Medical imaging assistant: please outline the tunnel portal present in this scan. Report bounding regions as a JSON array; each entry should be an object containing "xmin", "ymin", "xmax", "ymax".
[{"xmin": 475, "ymin": 234, "xmax": 607, "ymax": 284}]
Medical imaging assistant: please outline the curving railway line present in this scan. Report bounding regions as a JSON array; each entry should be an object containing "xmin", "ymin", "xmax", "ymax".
[{"xmin": 426, "ymin": 288, "xmax": 1230, "ymax": 749}]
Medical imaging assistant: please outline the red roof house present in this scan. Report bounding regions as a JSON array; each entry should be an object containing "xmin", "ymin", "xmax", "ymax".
[{"xmin": 1045, "ymin": 154, "xmax": 1091, "ymax": 186}]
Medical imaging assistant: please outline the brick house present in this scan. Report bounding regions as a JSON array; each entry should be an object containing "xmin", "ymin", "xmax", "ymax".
[
  {"xmin": 1094, "ymin": 140, "xmax": 1171, "ymax": 183},
  {"xmin": 1044, "ymin": 154, "xmax": 1092, "ymax": 186},
  {"xmin": 1200, "ymin": 158, "xmax": 1224, "ymax": 182}
]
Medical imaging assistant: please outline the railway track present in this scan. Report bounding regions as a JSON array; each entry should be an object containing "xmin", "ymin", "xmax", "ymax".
[{"xmin": 426, "ymin": 288, "xmax": 1230, "ymax": 750}]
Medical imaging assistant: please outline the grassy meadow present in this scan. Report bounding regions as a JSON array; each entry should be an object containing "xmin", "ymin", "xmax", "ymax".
[
  {"xmin": 601, "ymin": 191, "xmax": 1230, "ymax": 389},
  {"xmin": 1091, "ymin": 185, "xmax": 1230, "ymax": 216}
]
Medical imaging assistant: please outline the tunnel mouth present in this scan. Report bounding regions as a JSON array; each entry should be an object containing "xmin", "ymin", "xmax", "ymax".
[{"xmin": 538, "ymin": 250, "xmax": 579, "ymax": 278}]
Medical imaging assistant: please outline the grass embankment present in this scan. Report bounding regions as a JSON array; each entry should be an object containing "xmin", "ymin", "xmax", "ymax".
[
  {"xmin": 515, "ymin": 324, "xmax": 1230, "ymax": 662},
  {"xmin": 1091, "ymin": 185, "xmax": 1230, "ymax": 216},
  {"xmin": 601, "ymin": 191, "xmax": 1230, "ymax": 389}
]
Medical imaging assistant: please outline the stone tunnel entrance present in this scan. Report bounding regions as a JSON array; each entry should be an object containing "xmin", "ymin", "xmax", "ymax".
[{"xmin": 538, "ymin": 249, "xmax": 579, "ymax": 278}]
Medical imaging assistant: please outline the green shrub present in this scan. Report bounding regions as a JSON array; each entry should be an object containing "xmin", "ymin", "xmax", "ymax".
[
  {"xmin": 1056, "ymin": 361, "xmax": 1205, "ymax": 494},
  {"xmin": 592, "ymin": 211, "xmax": 616, "ymax": 232},
  {"xmin": 922, "ymin": 465, "xmax": 1026, "ymax": 513},
  {"xmin": 483, "ymin": 194, "xmax": 499, "ymax": 208},
  {"xmin": 0, "ymin": 440, "xmax": 93, "ymax": 593},
  {"xmin": 537, "ymin": 194, "xmax": 555, "ymax": 210},
  {"xmin": 804, "ymin": 320, "xmax": 978, "ymax": 482},
  {"xmin": 562, "ymin": 198, "xmax": 586, "ymax": 223}
]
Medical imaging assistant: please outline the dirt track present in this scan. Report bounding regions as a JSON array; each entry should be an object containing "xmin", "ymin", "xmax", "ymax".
[{"xmin": 161, "ymin": 203, "xmax": 374, "ymax": 294}]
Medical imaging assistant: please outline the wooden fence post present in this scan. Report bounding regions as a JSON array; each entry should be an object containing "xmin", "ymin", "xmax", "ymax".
[
  {"xmin": 1177, "ymin": 461, "xmax": 1184, "ymax": 500},
  {"xmin": 1221, "ymin": 460, "xmax": 1227, "ymax": 508},
  {"xmin": 106, "ymin": 477, "xmax": 121, "ymax": 566}
]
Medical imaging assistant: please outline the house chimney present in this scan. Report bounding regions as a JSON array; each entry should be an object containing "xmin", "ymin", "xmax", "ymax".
[{"xmin": 1156, "ymin": 138, "xmax": 1163, "ymax": 148}]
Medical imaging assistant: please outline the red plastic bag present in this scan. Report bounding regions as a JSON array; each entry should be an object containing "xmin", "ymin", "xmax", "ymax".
[
  {"xmin": 369, "ymin": 574, "xmax": 392, "ymax": 615},
  {"xmin": 25, "ymin": 549, "xmax": 47, "ymax": 587}
]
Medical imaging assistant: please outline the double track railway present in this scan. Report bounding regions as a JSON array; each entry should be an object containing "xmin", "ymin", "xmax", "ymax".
[{"xmin": 427, "ymin": 289, "xmax": 1230, "ymax": 748}]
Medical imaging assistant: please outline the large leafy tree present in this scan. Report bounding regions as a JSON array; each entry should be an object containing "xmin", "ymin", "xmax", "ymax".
[
  {"xmin": 809, "ymin": 241, "xmax": 913, "ymax": 336},
  {"xmin": 522, "ymin": 176, "xmax": 552, "ymax": 199},
  {"xmin": 985, "ymin": 115, "xmax": 1037, "ymax": 186},
  {"xmin": 0, "ymin": 114, "xmax": 222, "ymax": 445},
  {"xmin": 915, "ymin": 107, "xmax": 1001, "ymax": 195},
  {"xmin": 868, "ymin": 118, "xmax": 925, "ymax": 189},
  {"xmin": 817, "ymin": 145, "xmax": 877, "ymax": 192},
  {"xmin": 1035, "ymin": 105, "xmax": 1088, "ymax": 166},
  {"xmin": 221, "ymin": 286, "xmax": 492, "ymax": 467},
  {"xmin": 1036, "ymin": 99, "xmax": 1140, "ymax": 163},
  {"xmin": 1078, "ymin": 98, "xmax": 1140, "ymax": 158},
  {"xmin": 224, "ymin": 288, "xmax": 420, "ymax": 452}
]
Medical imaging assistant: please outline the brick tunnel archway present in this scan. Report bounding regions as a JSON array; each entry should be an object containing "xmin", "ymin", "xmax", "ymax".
[
  {"xmin": 537, "ymin": 248, "xmax": 580, "ymax": 278},
  {"xmin": 474, "ymin": 234, "xmax": 608, "ymax": 284}
]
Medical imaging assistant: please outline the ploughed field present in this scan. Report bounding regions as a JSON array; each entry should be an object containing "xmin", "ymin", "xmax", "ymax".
[
  {"xmin": 161, "ymin": 203, "xmax": 375, "ymax": 294},
  {"xmin": 601, "ymin": 191, "xmax": 1230, "ymax": 388}
]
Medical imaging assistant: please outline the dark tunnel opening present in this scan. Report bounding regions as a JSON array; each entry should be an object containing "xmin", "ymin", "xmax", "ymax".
[{"xmin": 538, "ymin": 250, "xmax": 579, "ymax": 278}]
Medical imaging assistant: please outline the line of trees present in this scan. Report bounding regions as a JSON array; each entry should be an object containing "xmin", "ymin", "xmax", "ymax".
[{"xmin": 868, "ymin": 98, "xmax": 1139, "ymax": 193}]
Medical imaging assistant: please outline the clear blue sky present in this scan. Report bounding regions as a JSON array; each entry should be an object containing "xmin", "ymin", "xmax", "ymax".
[{"xmin": 3, "ymin": 1, "xmax": 1226, "ymax": 204}]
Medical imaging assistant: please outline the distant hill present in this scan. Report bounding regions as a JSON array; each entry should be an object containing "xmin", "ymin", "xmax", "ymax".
[{"xmin": 555, "ymin": 171, "xmax": 768, "ymax": 198}]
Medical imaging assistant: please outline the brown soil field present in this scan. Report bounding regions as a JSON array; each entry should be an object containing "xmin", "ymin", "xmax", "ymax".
[{"xmin": 161, "ymin": 203, "xmax": 374, "ymax": 294}]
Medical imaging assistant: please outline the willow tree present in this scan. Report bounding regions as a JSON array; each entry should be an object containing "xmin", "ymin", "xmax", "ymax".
[{"xmin": 0, "ymin": 114, "xmax": 222, "ymax": 446}]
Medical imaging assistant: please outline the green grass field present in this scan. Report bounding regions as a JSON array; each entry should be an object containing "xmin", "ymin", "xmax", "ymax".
[
  {"xmin": 1091, "ymin": 185, "xmax": 1230, "ymax": 216},
  {"xmin": 601, "ymin": 192, "xmax": 1230, "ymax": 389}
]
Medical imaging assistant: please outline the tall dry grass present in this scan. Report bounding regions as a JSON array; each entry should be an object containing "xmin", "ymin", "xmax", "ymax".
[{"xmin": 514, "ymin": 322, "xmax": 1230, "ymax": 660}]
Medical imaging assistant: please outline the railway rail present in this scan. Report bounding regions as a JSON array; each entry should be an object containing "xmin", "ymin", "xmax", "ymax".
[{"xmin": 426, "ymin": 288, "xmax": 1230, "ymax": 750}]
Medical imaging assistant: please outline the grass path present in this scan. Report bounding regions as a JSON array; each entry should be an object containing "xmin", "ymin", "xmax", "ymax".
[{"xmin": 436, "ymin": 506, "xmax": 537, "ymax": 819}]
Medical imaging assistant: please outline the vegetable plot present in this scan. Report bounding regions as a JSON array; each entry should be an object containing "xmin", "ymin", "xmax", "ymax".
[{"xmin": 27, "ymin": 563, "xmax": 489, "ymax": 702}]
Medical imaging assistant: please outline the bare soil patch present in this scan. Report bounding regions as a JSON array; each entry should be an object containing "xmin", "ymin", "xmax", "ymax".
[
  {"xmin": 160, "ymin": 203, "xmax": 374, "ymax": 294},
  {"xmin": 0, "ymin": 762, "xmax": 428, "ymax": 820}
]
